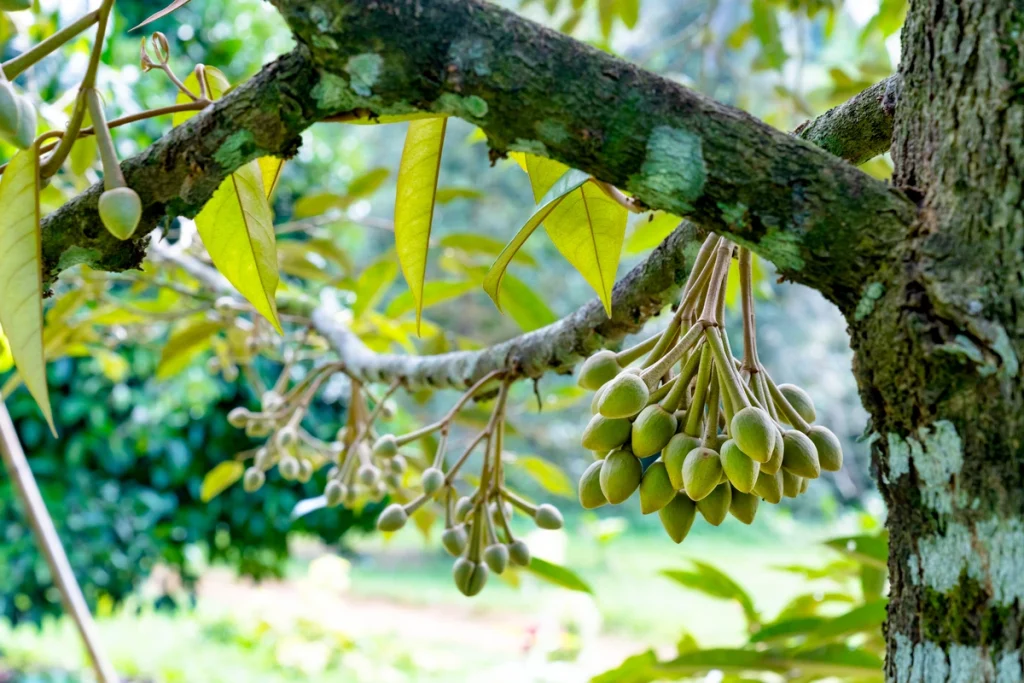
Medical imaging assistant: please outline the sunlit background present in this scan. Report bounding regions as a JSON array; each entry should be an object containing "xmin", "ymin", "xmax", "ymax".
[{"xmin": 1, "ymin": 0, "xmax": 902, "ymax": 680}]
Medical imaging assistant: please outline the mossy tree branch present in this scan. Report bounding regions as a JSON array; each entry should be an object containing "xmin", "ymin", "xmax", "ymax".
[{"xmin": 39, "ymin": 0, "xmax": 907, "ymax": 312}]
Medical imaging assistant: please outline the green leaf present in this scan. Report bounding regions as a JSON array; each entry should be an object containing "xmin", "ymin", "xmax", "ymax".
[
  {"xmin": 542, "ymin": 179, "xmax": 627, "ymax": 315},
  {"xmin": 195, "ymin": 159, "xmax": 283, "ymax": 333},
  {"xmin": 750, "ymin": 616, "xmax": 827, "ymax": 644},
  {"xmin": 806, "ymin": 600, "xmax": 888, "ymax": 644},
  {"xmin": 348, "ymin": 167, "xmax": 390, "ymax": 199},
  {"xmin": 395, "ymin": 118, "xmax": 447, "ymax": 333},
  {"xmin": 156, "ymin": 318, "xmax": 222, "ymax": 380},
  {"xmin": 483, "ymin": 168, "xmax": 590, "ymax": 310},
  {"xmin": 200, "ymin": 461, "xmax": 245, "ymax": 503},
  {"xmin": 653, "ymin": 645, "xmax": 884, "ymax": 677},
  {"xmin": 592, "ymin": 650, "xmax": 659, "ymax": 683},
  {"xmin": 499, "ymin": 273, "xmax": 558, "ymax": 331},
  {"xmin": 751, "ymin": 2, "xmax": 787, "ymax": 70},
  {"xmin": 438, "ymin": 233, "xmax": 538, "ymax": 267},
  {"xmin": 824, "ymin": 532, "xmax": 888, "ymax": 568},
  {"xmin": 173, "ymin": 66, "xmax": 231, "ymax": 126},
  {"xmin": 617, "ymin": 0, "xmax": 639, "ymax": 28},
  {"xmin": 435, "ymin": 187, "xmax": 483, "ymax": 204},
  {"xmin": 525, "ymin": 557, "xmax": 593, "ymax": 593},
  {"xmin": 132, "ymin": 0, "xmax": 193, "ymax": 31},
  {"xmin": 0, "ymin": 146, "xmax": 54, "ymax": 433},
  {"xmin": 625, "ymin": 212, "xmax": 682, "ymax": 254},
  {"xmin": 385, "ymin": 280, "xmax": 475, "ymax": 318},
  {"xmin": 353, "ymin": 256, "xmax": 399, "ymax": 319},
  {"xmin": 661, "ymin": 560, "xmax": 759, "ymax": 626},
  {"xmin": 70, "ymin": 110, "xmax": 96, "ymax": 177},
  {"xmin": 512, "ymin": 455, "xmax": 574, "ymax": 498}
]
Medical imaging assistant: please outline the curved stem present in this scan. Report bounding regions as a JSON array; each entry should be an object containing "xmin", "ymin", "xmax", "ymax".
[
  {"xmin": 2, "ymin": 10, "xmax": 101, "ymax": 79},
  {"xmin": 41, "ymin": 0, "xmax": 117, "ymax": 178}
]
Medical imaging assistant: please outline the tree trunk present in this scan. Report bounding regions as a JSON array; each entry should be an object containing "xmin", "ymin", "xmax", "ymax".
[{"xmin": 851, "ymin": 0, "xmax": 1024, "ymax": 678}]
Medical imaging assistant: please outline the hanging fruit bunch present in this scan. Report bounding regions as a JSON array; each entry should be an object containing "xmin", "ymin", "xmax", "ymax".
[
  {"xmin": 230, "ymin": 363, "xmax": 564, "ymax": 597},
  {"xmin": 576, "ymin": 235, "xmax": 843, "ymax": 543}
]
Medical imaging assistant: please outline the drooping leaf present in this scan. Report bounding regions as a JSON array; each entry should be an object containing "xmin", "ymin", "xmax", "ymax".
[
  {"xmin": 824, "ymin": 532, "xmax": 888, "ymax": 568},
  {"xmin": 542, "ymin": 180, "xmax": 627, "ymax": 315},
  {"xmin": 512, "ymin": 455, "xmax": 574, "ymax": 498},
  {"xmin": 0, "ymin": 327, "xmax": 12, "ymax": 374},
  {"xmin": 749, "ymin": 616, "xmax": 827, "ymax": 644},
  {"xmin": 509, "ymin": 152, "xmax": 570, "ymax": 202},
  {"xmin": 592, "ymin": 650, "xmax": 659, "ymax": 683},
  {"xmin": 805, "ymin": 600, "xmax": 888, "ymax": 644},
  {"xmin": 483, "ymin": 169, "xmax": 590, "ymax": 310},
  {"xmin": 385, "ymin": 280, "xmax": 475, "ymax": 318},
  {"xmin": 195, "ymin": 159, "xmax": 283, "ymax": 333},
  {"xmin": 661, "ymin": 560, "xmax": 759, "ymax": 627},
  {"xmin": 132, "ymin": 0, "xmax": 193, "ymax": 31},
  {"xmin": 173, "ymin": 66, "xmax": 231, "ymax": 126},
  {"xmin": 525, "ymin": 557, "xmax": 593, "ymax": 594},
  {"xmin": 347, "ymin": 167, "xmax": 390, "ymax": 199},
  {"xmin": 0, "ymin": 146, "xmax": 54, "ymax": 433},
  {"xmin": 258, "ymin": 157, "xmax": 285, "ymax": 198},
  {"xmin": 70, "ymin": 110, "xmax": 96, "ymax": 177},
  {"xmin": 624, "ymin": 212, "xmax": 682, "ymax": 255},
  {"xmin": 352, "ymin": 256, "xmax": 399, "ymax": 319},
  {"xmin": 495, "ymin": 273, "xmax": 558, "ymax": 331},
  {"xmin": 200, "ymin": 461, "xmax": 245, "ymax": 502},
  {"xmin": 438, "ymin": 233, "xmax": 538, "ymax": 267},
  {"xmin": 751, "ymin": 2, "xmax": 787, "ymax": 70},
  {"xmin": 395, "ymin": 117, "xmax": 447, "ymax": 333},
  {"xmin": 156, "ymin": 318, "xmax": 222, "ymax": 380},
  {"xmin": 435, "ymin": 187, "xmax": 483, "ymax": 204}
]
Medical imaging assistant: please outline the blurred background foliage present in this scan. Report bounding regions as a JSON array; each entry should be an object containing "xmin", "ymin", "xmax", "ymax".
[{"xmin": 0, "ymin": 0, "xmax": 905, "ymax": 680}]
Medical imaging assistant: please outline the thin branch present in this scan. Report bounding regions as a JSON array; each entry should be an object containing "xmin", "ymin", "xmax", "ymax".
[{"xmin": 0, "ymin": 401, "xmax": 118, "ymax": 683}]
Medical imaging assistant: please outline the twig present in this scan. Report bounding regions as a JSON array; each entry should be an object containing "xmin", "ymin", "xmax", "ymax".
[{"xmin": 0, "ymin": 400, "xmax": 118, "ymax": 683}]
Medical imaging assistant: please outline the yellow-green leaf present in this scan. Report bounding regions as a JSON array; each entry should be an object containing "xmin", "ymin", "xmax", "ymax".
[
  {"xmin": 510, "ymin": 152, "xmax": 570, "ymax": 202},
  {"xmin": 131, "ymin": 0, "xmax": 193, "ymax": 31},
  {"xmin": 156, "ymin": 318, "xmax": 222, "ymax": 380},
  {"xmin": 70, "ymin": 109, "xmax": 96, "ymax": 177},
  {"xmin": 543, "ymin": 180, "xmax": 627, "ymax": 315},
  {"xmin": 499, "ymin": 274, "xmax": 558, "ymax": 331},
  {"xmin": 344, "ymin": 111, "xmax": 441, "ymax": 125},
  {"xmin": 259, "ymin": 157, "xmax": 285, "ymax": 198},
  {"xmin": 525, "ymin": 557, "xmax": 593, "ymax": 594},
  {"xmin": 0, "ymin": 327, "xmax": 12, "ymax": 373},
  {"xmin": 0, "ymin": 146, "xmax": 54, "ymax": 433},
  {"xmin": 385, "ymin": 280, "xmax": 475, "ymax": 318},
  {"xmin": 395, "ymin": 117, "xmax": 447, "ymax": 333},
  {"xmin": 438, "ymin": 233, "xmax": 538, "ymax": 267},
  {"xmin": 353, "ymin": 256, "xmax": 399, "ymax": 319},
  {"xmin": 200, "ymin": 460, "xmax": 245, "ymax": 502},
  {"xmin": 513, "ymin": 455, "xmax": 574, "ymax": 498},
  {"xmin": 624, "ymin": 211, "xmax": 682, "ymax": 255},
  {"xmin": 173, "ymin": 66, "xmax": 231, "ymax": 126},
  {"xmin": 195, "ymin": 159, "xmax": 282, "ymax": 333},
  {"xmin": 483, "ymin": 168, "xmax": 590, "ymax": 310},
  {"xmin": 348, "ymin": 167, "xmax": 390, "ymax": 199}
]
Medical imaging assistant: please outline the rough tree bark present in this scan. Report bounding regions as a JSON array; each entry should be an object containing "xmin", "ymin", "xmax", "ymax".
[
  {"xmin": 857, "ymin": 0, "xmax": 1024, "ymax": 679},
  {"xmin": 21, "ymin": 0, "xmax": 1024, "ymax": 678}
]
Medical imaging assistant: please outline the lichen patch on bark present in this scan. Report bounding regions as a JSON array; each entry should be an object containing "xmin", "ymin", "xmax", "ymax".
[
  {"xmin": 628, "ymin": 126, "xmax": 706, "ymax": 211},
  {"xmin": 345, "ymin": 53, "xmax": 384, "ymax": 97}
]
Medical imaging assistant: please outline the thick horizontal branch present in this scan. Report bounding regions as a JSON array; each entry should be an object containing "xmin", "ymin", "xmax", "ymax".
[
  {"xmin": 273, "ymin": 0, "xmax": 915, "ymax": 308},
  {"xmin": 37, "ymin": 1, "xmax": 907, "ymax": 311},
  {"xmin": 312, "ymin": 223, "xmax": 705, "ymax": 388},
  {"xmin": 794, "ymin": 75, "xmax": 901, "ymax": 166}
]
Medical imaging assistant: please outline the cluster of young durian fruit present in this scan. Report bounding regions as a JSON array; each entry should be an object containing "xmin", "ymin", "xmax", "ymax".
[
  {"xmin": 576, "ymin": 235, "xmax": 842, "ymax": 542},
  {"xmin": 228, "ymin": 366, "xmax": 563, "ymax": 597}
]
